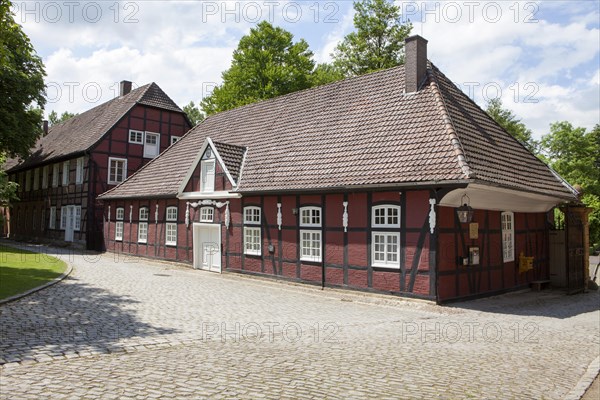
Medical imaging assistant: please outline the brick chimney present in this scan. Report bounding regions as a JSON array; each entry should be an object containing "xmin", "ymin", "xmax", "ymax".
[
  {"xmin": 43, "ymin": 120, "xmax": 48, "ymax": 136},
  {"xmin": 120, "ymin": 80, "xmax": 132, "ymax": 96},
  {"xmin": 405, "ymin": 35, "xmax": 428, "ymax": 93}
]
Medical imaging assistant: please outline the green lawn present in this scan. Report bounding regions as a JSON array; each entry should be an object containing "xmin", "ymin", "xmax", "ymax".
[{"xmin": 0, "ymin": 246, "xmax": 68, "ymax": 300}]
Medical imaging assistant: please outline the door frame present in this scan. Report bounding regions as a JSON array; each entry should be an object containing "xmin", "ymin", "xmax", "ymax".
[{"xmin": 192, "ymin": 222, "xmax": 222, "ymax": 273}]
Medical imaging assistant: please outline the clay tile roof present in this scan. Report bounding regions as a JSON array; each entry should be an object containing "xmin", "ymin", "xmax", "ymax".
[
  {"xmin": 6, "ymin": 83, "xmax": 183, "ymax": 172},
  {"xmin": 98, "ymin": 63, "xmax": 576, "ymax": 201},
  {"xmin": 212, "ymin": 141, "xmax": 246, "ymax": 183}
]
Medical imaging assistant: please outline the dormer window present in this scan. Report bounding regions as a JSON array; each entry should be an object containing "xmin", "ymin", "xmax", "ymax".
[{"xmin": 200, "ymin": 147, "xmax": 215, "ymax": 193}]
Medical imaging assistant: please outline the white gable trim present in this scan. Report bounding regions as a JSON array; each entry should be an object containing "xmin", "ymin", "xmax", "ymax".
[{"xmin": 177, "ymin": 137, "xmax": 238, "ymax": 196}]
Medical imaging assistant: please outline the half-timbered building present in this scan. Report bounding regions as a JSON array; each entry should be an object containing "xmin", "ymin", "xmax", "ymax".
[
  {"xmin": 98, "ymin": 36, "xmax": 579, "ymax": 302},
  {"xmin": 5, "ymin": 81, "xmax": 191, "ymax": 250}
]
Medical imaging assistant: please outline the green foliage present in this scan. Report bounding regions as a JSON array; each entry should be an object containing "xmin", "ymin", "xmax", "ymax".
[
  {"xmin": 540, "ymin": 122, "xmax": 600, "ymax": 245},
  {"xmin": 332, "ymin": 0, "xmax": 412, "ymax": 77},
  {"xmin": 48, "ymin": 110, "xmax": 77, "ymax": 126},
  {"xmin": 201, "ymin": 21, "xmax": 316, "ymax": 115},
  {"xmin": 0, "ymin": 0, "xmax": 46, "ymax": 159},
  {"xmin": 0, "ymin": 153, "xmax": 18, "ymax": 206},
  {"xmin": 486, "ymin": 98, "xmax": 537, "ymax": 153},
  {"xmin": 311, "ymin": 63, "xmax": 345, "ymax": 86},
  {"xmin": 182, "ymin": 101, "xmax": 205, "ymax": 126}
]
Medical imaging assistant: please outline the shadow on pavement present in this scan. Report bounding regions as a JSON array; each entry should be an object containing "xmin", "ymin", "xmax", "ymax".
[
  {"xmin": 0, "ymin": 273, "xmax": 179, "ymax": 364},
  {"xmin": 448, "ymin": 289, "xmax": 600, "ymax": 319}
]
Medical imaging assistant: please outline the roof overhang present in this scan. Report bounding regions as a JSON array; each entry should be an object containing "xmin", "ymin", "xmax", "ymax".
[
  {"xmin": 439, "ymin": 183, "xmax": 575, "ymax": 213},
  {"xmin": 178, "ymin": 191, "xmax": 242, "ymax": 200}
]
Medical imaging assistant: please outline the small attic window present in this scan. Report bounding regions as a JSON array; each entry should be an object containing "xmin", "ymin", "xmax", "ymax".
[{"xmin": 202, "ymin": 147, "xmax": 214, "ymax": 160}]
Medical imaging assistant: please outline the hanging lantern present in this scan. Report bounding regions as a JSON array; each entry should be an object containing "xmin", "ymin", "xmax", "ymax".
[{"xmin": 456, "ymin": 193, "xmax": 474, "ymax": 223}]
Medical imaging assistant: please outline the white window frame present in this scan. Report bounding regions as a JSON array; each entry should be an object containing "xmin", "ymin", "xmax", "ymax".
[
  {"xmin": 299, "ymin": 206, "xmax": 322, "ymax": 262},
  {"xmin": 62, "ymin": 161, "xmax": 69, "ymax": 186},
  {"xmin": 244, "ymin": 227, "xmax": 261, "ymax": 255},
  {"xmin": 108, "ymin": 157, "xmax": 127, "ymax": 185},
  {"xmin": 300, "ymin": 206, "xmax": 321, "ymax": 227},
  {"xmin": 165, "ymin": 206, "xmax": 178, "ymax": 246},
  {"xmin": 201, "ymin": 159, "xmax": 216, "ymax": 193},
  {"xmin": 170, "ymin": 136, "xmax": 181, "ymax": 145},
  {"xmin": 372, "ymin": 205, "xmax": 401, "ymax": 228},
  {"xmin": 115, "ymin": 207, "xmax": 124, "ymax": 241},
  {"xmin": 138, "ymin": 207, "xmax": 149, "ymax": 243},
  {"xmin": 129, "ymin": 129, "xmax": 144, "ymax": 144},
  {"xmin": 49, "ymin": 207, "xmax": 56, "ymax": 229},
  {"xmin": 52, "ymin": 164, "xmax": 59, "ymax": 187},
  {"xmin": 501, "ymin": 211, "xmax": 515, "ymax": 262},
  {"xmin": 76, "ymin": 157, "xmax": 84, "ymax": 184},
  {"xmin": 300, "ymin": 230, "xmax": 322, "ymax": 262},
  {"xmin": 42, "ymin": 165, "xmax": 49, "ymax": 189},
  {"xmin": 371, "ymin": 232, "xmax": 400, "ymax": 268},
  {"xmin": 243, "ymin": 206, "xmax": 261, "ymax": 255},
  {"xmin": 200, "ymin": 207, "xmax": 214, "ymax": 223},
  {"xmin": 244, "ymin": 206, "xmax": 261, "ymax": 224},
  {"xmin": 74, "ymin": 206, "xmax": 81, "ymax": 231},
  {"xmin": 143, "ymin": 132, "xmax": 160, "ymax": 158},
  {"xmin": 60, "ymin": 206, "xmax": 67, "ymax": 230},
  {"xmin": 32, "ymin": 168, "xmax": 39, "ymax": 190}
]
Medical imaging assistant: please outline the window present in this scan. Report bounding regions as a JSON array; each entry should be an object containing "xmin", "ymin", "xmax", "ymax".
[
  {"xmin": 60, "ymin": 206, "xmax": 67, "ymax": 229},
  {"xmin": 52, "ymin": 164, "xmax": 59, "ymax": 187},
  {"xmin": 62, "ymin": 161, "xmax": 69, "ymax": 185},
  {"xmin": 243, "ymin": 207, "xmax": 261, "ymax": 255},
  {"xmin": 143, "ymin": 132, "xmax": 160, "ymax": 158},
  {"xmin": 300, "ymin": 230, "xmax": 322, "ymax": 262},
  {"xmin": 108, "ymin": 158, "xmax": 127, "ymax": 184},
  {"xmin": 244, "ymin": 206, "xmax": 261, "ymax": 224},
  {"xmin": 32, "ymin": 209, "xmax": 37, "ymax": 230},
  {"xmin": 201, "ymin": 159, "xmax": 215, "ymax": 193},
  {"xmin": 300, "ymin": 207, "xmax": 321, "ymax": 227},
  {"xmin": 138, "ymin": 207, "xmax": 149, "ymax": 243},
  {"xmin": 299, "ymin": 206, "xmax": 322, "ymax": 262},
  {"xmin": 200, "ymin": 207, "xmax": 214, "ymax": 222},
  {"xmin": 165, "ymin": 206, "xmax": 177, "ymax": 246},
  {"xmin": 41, "ymin": 208, "xmax": 45, "ymax": 231},
  {"xmin": 74, "ymin": 206, "xmax": 81, "ymax": 231},
  {"xmin": 501, "ymin": 212, "xmax": 514, "ymax": 262},
  {"xmin": 115, "ymin": 207, "xmax": 124, "ymax": 241},
  {"xmin": 49, "ymin": 207, "xmax": 56, "ymax": 229},
  {"xmin": 42, "ymin": 165, "xmax": 49, "ymax": 189},
  {"xmin": 33, "ymin": 168, "xmax": 39, "ymax": 190},
  {"xmin": 170, "ymin": 136, "xmax": 181, "ymax": 145},
  {"xmin": 129, "ymin": 130, "xmax": 144, "ymax": 144},
  {"xmin": 76, "ymin": 157, "xmax": 84, "ymax": 184},
  {"xmin": 25, "ymin": 170, "xmax": 31, "ymax": 191},
  {"xmin": 372, "ymin": 205, "xmax": 400, "ymax": 228},
  {"xmin": 372, "ymin": 233, "xmax": 400, "ymax": 268}
]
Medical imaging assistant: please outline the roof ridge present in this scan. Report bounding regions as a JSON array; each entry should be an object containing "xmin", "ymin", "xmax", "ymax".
[{"xmin": 428, "ymin": 62, "xmax": 475, "ymax": 179}]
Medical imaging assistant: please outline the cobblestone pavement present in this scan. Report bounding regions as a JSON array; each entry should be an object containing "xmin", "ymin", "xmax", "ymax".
[{"xmin": 1, "ymin": 242, "xmax": 599, "ymax": 399}]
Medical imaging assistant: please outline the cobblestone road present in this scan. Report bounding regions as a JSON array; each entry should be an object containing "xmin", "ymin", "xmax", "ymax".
[{"xmin": 1, "ymin": 242, "xmax": 599, "ymax": 399}]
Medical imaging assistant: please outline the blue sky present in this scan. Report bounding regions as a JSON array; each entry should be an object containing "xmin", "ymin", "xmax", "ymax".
[{"xmin": 13, "ymin": 0, "xmax": 600, "ymax": 138}]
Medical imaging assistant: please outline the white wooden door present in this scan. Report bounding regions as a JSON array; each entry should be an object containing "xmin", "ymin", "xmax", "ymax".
[
  {"xmin": 193, "ymin": 223, "xmax": 221, "ymax": 272},
  {"xmin": 64, "ymin": 205, "xmax": 75, "ymax": 242}
]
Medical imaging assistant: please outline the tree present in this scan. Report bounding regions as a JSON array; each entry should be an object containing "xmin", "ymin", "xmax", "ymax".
[
  {"xmin": 182, "ymin": 101, "xmax": 204, "ymax": 126},
  {"xmin": 311, "ymin": 63, "xmax": 345, "ymax": 87},
  {"xmin": 0, "ymin": 154, "xmax": 18, "ymax": 206},
  {"xmin": 201, "ymin": 21, "xmax": 316, "ymax": 115},
  {"xmin": 0, "ymin": 0, "xmax": 46, "ymax": 159},
  {"xmin": 332, "ymin": 0, "xmax": 412, "ymax": 77},
  {"xmin": 48, "ymin": 110, "xmax": 77, "ymax": 126},
  {"xmin": 486, "ymin": 98, "xmax": 537, "ymax": 153},
  {"xmin": 540, "ymin": 122, "xmax": 600, "ymax": 246}
]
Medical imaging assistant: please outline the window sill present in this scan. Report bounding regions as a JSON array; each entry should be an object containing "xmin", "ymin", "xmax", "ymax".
[
  {"xmin": 245, "ymin": 250, "xmax": 261, "ymax": 256},
  {"xmin": 300, "ymin": 257, "xmax": 322, "ymax": 263},
  {"xmin": 165, "ymin": 242, "xmax": 177, "ymax": 247},
  {"xmin": 372, "ymin": 263, "xmax": 400, "ymax": 269},
  {"xmin": 138, "ymin": 240, "xmax": 147, "ymax": 244}
]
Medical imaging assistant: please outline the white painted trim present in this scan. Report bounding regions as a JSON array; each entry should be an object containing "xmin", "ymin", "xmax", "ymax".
[
  {"xmin": 143, "ymin": 131, "xmax": 161, "ymax": 159},
  {"xmin": 108, "ymin": 157, "xmax": 128, "ymax": 185},
  {"xmin": 193, "ymin": 222, "xmax": 222, "ymax": 273},
  {"xmin": 440, "ymin": 183, "xmax": 571, "ymax": 213},
  {"xmin": 207, "ymin": 137, "xmax": 238, "ymax": 188},
  {"xmin": 300, "ymin": 229, "xmax": 322, "ymax": 262},
  {"xmin": 243, "ymin": 206, "xmax": 261, "ymax": 225},
  {"xmin": 244, "ymin": 226, "xmax": 261, "ymax": 255},
  {"xmin": 128, "ymin": 129, "xmax": 144, "ymax": 144},
  {"xmin": 371, "ymin": 232, "xmax": 401, "ymax": 269},
  {"xmin": 178, "ymin": 191, "xmax": 241, "ymax": 200},
  {"xmin": 299, "ymin": 206, "xmax": 322, "ymax": 227},
  {"xmin": 371, "ymin": 205, "xmax": 401, "ymax": 228},
  {"xmin": 201, "ymin": 158, "xmax": 216, "ymax": 193}
]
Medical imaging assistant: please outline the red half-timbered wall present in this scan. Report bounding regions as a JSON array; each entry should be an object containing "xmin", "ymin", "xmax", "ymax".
[
  {"xmin": 103, "ymin": 189, "xmax": 436, "ymax": 299},
  {"xmin": 436, "ymin": 206, "xmax": 549, "ymax": 302},
  {"xmin": 8, "ymin": 105, "xmax": 190, "ymax": 250}
]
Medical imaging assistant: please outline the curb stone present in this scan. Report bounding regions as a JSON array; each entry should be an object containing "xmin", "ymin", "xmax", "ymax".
[{"xmin": 564, "ymin": 356, "xmax": 600, "ymax": 400}]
